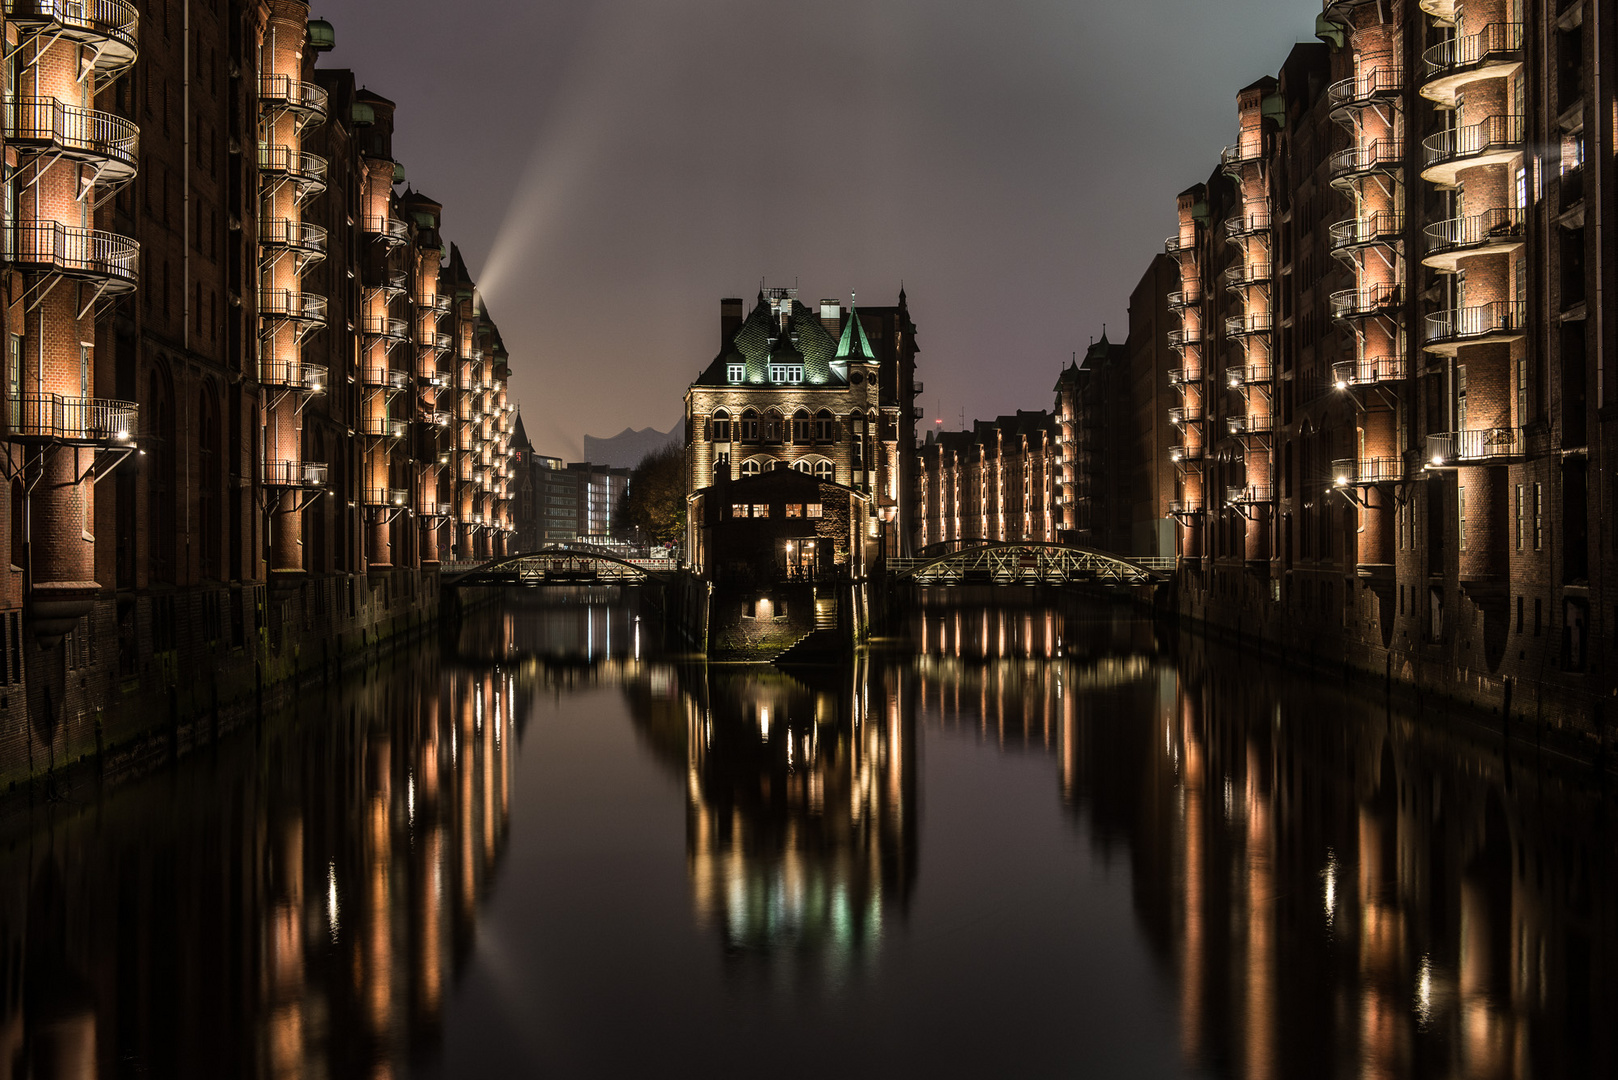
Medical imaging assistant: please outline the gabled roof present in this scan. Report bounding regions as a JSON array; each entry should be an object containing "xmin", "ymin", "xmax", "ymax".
[{"xmin": 692, "ymin": 293, "xmax": 844, "ymax": 388}]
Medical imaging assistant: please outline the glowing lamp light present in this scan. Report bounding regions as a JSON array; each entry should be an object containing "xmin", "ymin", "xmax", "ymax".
[
  {"xmin": 1334, "ymin": 379, "xmax": 1347, "ymax": 390},
  {"xmin": 1430, "ymin": 454, "xmax": 1444, "ymax": 466},
  {"xmin": 1335, "ymin": 474, "xmax": 1348, "ymax": 486},
  {"xmin": 115, "ymin": 429, "xmax": 129, "ymax": 441}
]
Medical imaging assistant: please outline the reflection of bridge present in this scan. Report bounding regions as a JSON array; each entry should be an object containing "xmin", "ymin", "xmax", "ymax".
[
  {"xmin": 441, "ymin": 549, "xmax": 678, "ymax": 587},
  {"xmin": 887, "ymin": 542, "xmax": 1173, "ymax": 587}
]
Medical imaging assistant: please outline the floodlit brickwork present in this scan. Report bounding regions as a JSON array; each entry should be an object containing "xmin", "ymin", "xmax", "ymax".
[{"xmin": 0, "ymin": 2, "xmax": 519, "ymax": 787}]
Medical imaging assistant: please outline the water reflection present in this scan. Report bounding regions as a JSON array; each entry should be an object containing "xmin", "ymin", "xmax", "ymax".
[{"xmin": 0, "ymin": 592, "xmax": 1613, "ymax": 1076}]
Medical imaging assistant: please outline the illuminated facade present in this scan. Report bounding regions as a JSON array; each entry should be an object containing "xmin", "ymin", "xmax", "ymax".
[
  {"xmin": 916, "ymin": 410, "xmax": 1058, "ymax": 550},
  {"xmin": 0, "ymin": 2, "xmax": 519, "ymax": 787},
  {"xmin": 683, "ymin": 288, "xmax": 919, "ymax": 557}
]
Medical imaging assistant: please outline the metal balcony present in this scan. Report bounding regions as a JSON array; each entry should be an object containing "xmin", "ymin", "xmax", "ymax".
[
  {"xmin": 259, "ymin": 289, "xmax": 327, "ymax": 326},
  {"xmin": 258, "ymin": 218, "xmax": 327, "ymax": 264},
  {"xmin": 1421, "ymin": 206, "xmax": 1525, "ymax": 271},
  {"xmin": 258, "ymin": 74, "xmax": 329, "ymax": 128},
  {"xmin": 1331, "ymin": 457, "xmax": 1402, "ymax": 486},
  {"xmin": 1168, "ymin": 498, "xmax": 1204, "ymax": 516},
  {"xmin": 4, "ymin": 98, "xmax": 139, "ymax": 186},
  {"xmin": 1219, "ymin": 140, "xmax": 1264, "ymax": 175},
  {"xmin": 1222, "ymin": 262, "xmax": 1270, "ymax": 291},
  {"xmin": 263, "ymin": 459, "xmax": 327, "ymax": 488},
  {"xmin": 1424, "ymin": 427, "xmax": 1526, "ymax": 465},
  {"xmin": 1225, "ymin": 484, "xmax": 1274, "ymax": 505},
  {"xmin": 364, "ymin": 487, "xmax": 410, "ymax": 508},
  {"xmin": 1167, "ymin": 367, "xmax": 1202, "ymax": 387},
  {"xmin": 1422, "ymin": 300, "xmax": 1526, "ymax": 354},
  {"xmin": 1167, "ymin": 287, "xmax": 1202, "ymax": 311},
  {"xmin": 4, "ymin": 394, "xmax": 136, "ymax": 444},
  {"xmin": 1164, "ymin": 234, "xmax": 1189, "ymax": 255},
  {"xmin": 358, "ymin": 417, "xmax": 407, "ymax": 439},
  {"xmin": 1421, "ymin": 22, "xmax": 1524, "ymax": 106},
  {"xmin": 1169, "ymin": 443, "xmax": 1204, "ymax": 464},
  {"xmin": 1329, "ymin": 282, "xmax": 1402, "ymax": 321},
  {"xmin": 2, "ymin": 221, "xmax": 138, "ymax": 292},
  {"xmin": 431, "ymin": 295, "xmax": 452, "ymax": 315},
  {"xmin": 1329, "ymin": 211, "xmax": 1403, "ymax": 257},
  {"xmin": 2, "ymin": 0, "xmax": 139, "ymax": 77},
  {"xmin": 361, "ymin": 315, "xmax": 410, "ymax": 342},
  {"xmin": 1224, "ymin": 211, "xmax": 1271, "ymax": 240},
  {"xmin": 360, "ymin": 366, "xmax": 410, "ymax": 391},
  {"xmin": 258, "ymin": 144, "xmax": 328, "ymax": 199},
  {"xmin": 259, "ymin": 360, "xmax": 326, "ymax": 393},
  {"xmin": 1168, "ymin": 404, "xmax": 1204, "ymax": 425},
  {"xmin": 363, "ymin": 216, "xmax": 409, "ymax": 246},
  {"xmin": 1226, "ymin": 414, "xmax": 1274, "ymax": 437},
  {"xmin": 1421, "ymin": 115, "xmax": 1525, "ymax": 188},
  {"xmin": 1167, "ymin": 326, "xmax": 1202, "ymax": 350},
  {"xmin": 1418, "ymin": 0, "xmax": 1455, "ymax": 23},
  {"xmin": 418, "ymin": 368, "xmax": 448, "ymax": 387},
  {"xmin": 1225, "ymin": 311, "xmax": 1272, "ymax": 338},
  {"xmin": 1227, "ymin": 362, "xmax": 1274, "ymax": 388},
  {"xmin": 426, "ymin": 410, "xmax": 452, "ymax": 428},
  {"xmin": 1327, "ymin": 67, "xmax": 1403, "ymax": 121},
  {"xmin": 1333, "ymin": 356, "xmax": 1405, "ymax": 389},
  {"xmin": 366, "ymin": 269, "xmax": 408, "ymax": 294},
  {"xmin": 1329, "ymin": 139, "xmax": 1404, "ymax": 189}
]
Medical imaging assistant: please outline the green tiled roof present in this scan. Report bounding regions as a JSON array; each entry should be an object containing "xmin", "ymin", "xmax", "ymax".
[
  {"xmin": 694, "ymin": 293, "xmax": 843, "ymax": 387},
  {"xmin": 835, "ymin": 305, "xmax": 875, "ymax": 360}
]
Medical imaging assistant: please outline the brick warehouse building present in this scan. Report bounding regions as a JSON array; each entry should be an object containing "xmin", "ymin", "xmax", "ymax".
[
  {"xmin": 916, "ymin": 410, "xmax": 1059, "ymax": 551},
  {"xmin": 0, "ymin": 1, "xmax": 518, "ymax": 787},
  {"xmin": 684, "ymin": 288, "xmax": 920, "ymax": 560}
]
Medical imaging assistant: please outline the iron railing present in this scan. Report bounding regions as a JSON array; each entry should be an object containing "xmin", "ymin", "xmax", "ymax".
[
  {"xmin": 1167, "ymin": 327, "xmax": 1202, "ymax": 349},
  {"xmin": 259, "ymin": 289, "xmax": 327, "ymax": 323},
  {"xmin": 364, "ymin": 487, "xmax": 410, "ymax": 506},
  {"xmin": 1169, "ymin": 443, "xmax": 1204, "ymax": 463},
  {"xmin": 1226, "ymin": 484, "xmax": 1274, "ymax": 504},
  {"xmin": 358, "ymin": 417, "xmax": 407, "ymax": 439},
  {"xmin": 258, "ymin": 217, "xmax": 328, "ymax": 257},
  {"xmin": 2, "ymin": 0, "xmax": 139, "ymax": 71},
  {"xmin": 1225, "ymin": 311, "xmax": 1273, "ymax": 337},
  {"xmin": 1425, "ymin": 427, "xmax": 1525, "ymax": 463},
  {"xmin": 263, "ymin": 459, "xmax": 327, "ymax": 487},
  {"xmin": 1227, "ymin": 362, "xmax": 1274, "ymax": 387},
  {"xmin": 1222, "ymin": 262, "xmax": 1271, "ymax": 289},
  {"xmin": 4, "ymin": 393, "xmax": 136, "ymax": 442},
  {"xmin": 361, "ymin": 316, "xmax": 410, "ymax": 341},
  {"xmin": 1227, "ymin": 414, "xmax": 1274, "ymax": 436},
  {"xmin": 1330, "ymin": 282, "xmax": 1402, "ymax": 320},
  {"xmin": 362, "ymin": 216, "xmax": 409, "ymax": 243},
  {"xmin": 4, "ymin": 97, "xmax": 138, "ymax": 172},
  {"xmin": 258, "ymin": 74, "xmax": 329, "ymax": 121},
  {"xmin": 1167, "ymin": 367, "xmax": 1202, "ymax": 387},
  {"xmin": 1423, "ymin": 114, "xmax": 1525, "ymax": 169},
  {"xmin": 1329, "ymin": 211, "xmax": 1404, "ymax": 252},
  {"xmin": 1423, "ymin": 301, "xmax": 1526, "ymax": 345},
  {"xmin": 259, "ymin": 360, "xmax": 326, "ymax": 391},
  {"xmin": 258, "ymin": 144, "xmax": 328, "ymax": 190},
  {"xmin": 1333, "ymin": 356, "xmax": 1405, "ymax": 387},
  {"xmin": 1422, "ymin": 22, "xmax": 1523, "ymax": 81},
  {"xmin": 2, "ymin": 221, "xmax": 138, "ymax": 285},
  {"xmin": 1225, "ymin": 211, "xmax": 1271, "ymax": 239},
  {"xmin": 1423, "ymin": 206, "xmax": 1524, "ymax": 257},
  {"xmin": 1326, "ymin": 67, "xmax": 1403, "ymax": 112},
  {"xmin": 1332, "ymin": 457, "xmax": 1403, "ymax": 484},
  {"xmin": 360, "ymin": 367, "xmax": 409, "ymax": 390},
  {"xmin": 1329, "ymin": 138, "xmax": 1404, "ymax": 182}
]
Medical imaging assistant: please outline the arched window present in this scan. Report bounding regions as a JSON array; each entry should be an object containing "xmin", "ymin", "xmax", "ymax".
[
  {"xmin": 740, "ymin": 409, "xmax": 759, "ymax": 442},
  {"xmin": 763, "ymin": 409, "xmax": 784, "ymax": 443},
  {"xmin": 711, "ymin": 409, "xmax": 731, "ymax": 443},
  {"xmin": 767, "ymin": 459, "xmax": 786, "ymax": 471},
  {"xmin": 791, "ymin": 409, "xmax": 811, "ymax": 444},
  {"xmin": 741, "ymin": 458, "xmax": 762, "ymax": 476},
  {"xmin": 815, "ymin": 409, "xmax": 834, "ymax": 442},
  {"xmin": 792, "ymin": 459, "xmax": 812, "ymax": 474}
]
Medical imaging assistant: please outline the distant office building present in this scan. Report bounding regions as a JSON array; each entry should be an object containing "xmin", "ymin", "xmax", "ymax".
[{"xmin": 568, "ymin": 462, "xmax": 632, "ymax": 542}]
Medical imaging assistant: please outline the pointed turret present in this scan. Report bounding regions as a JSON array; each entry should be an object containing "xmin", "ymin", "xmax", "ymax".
[{"xmin": 835, "ymin": 301, "xmax": 876, "ymax": 362}]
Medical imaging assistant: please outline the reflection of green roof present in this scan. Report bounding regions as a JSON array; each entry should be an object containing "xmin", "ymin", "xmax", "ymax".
[{"xmin": 835, "ymin": 305, "xmax": 875, "ymax": 360}]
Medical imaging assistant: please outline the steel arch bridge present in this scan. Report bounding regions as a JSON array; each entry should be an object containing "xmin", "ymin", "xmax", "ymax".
[
  {"xmin": 441, "ymin": 549, "xmax": 678, "ymax": 587},
  {"xmin": 887, "ymin": 542, "xmax": 1173, "ymax": 587}
]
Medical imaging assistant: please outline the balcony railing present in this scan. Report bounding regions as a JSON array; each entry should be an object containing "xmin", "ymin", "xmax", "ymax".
[
  {"xmin": 1225, "ymin": 484, "xmax": 1274, "ymax": 505},
  {"xmin": 1167, "ymin": 327, "xmax": 1202, "ymax": 350},
  {"xmin": 426, "ymin": 410, "xmax": 452, "ymax": 428},
  {"xmin": 1330, "ymin": 282, "xmax": 1402, "ymax": 320},
  {"xmin": 1425, "ymin": 427, "xmax": 1526, "ymax": 464},
  {"xmin": 258, "ymin": 144, "xmax": 328, "ymax": 193},
  {"xmin": 1167, "ymin": 367, "xmax": 1202, "ymax": 387},
  {"xmin": 1225, "ymin": 311, "xmax": 1272, "ymax": 338},
  {"xmin": 1424, "ymin": 301, "xmax": 1526, "ymax": 348},
  {"xmin": 360, "ymin": 367, "xmax": 410, "ymax": 391},
  {"xmin": 1168, "ymin": 404, "xmax": 1204, "ymax": 425},
  {"xmin": 2, "ymin": 221, "xmax": 138, "ymax": 289},
  {"xmin": 1227, "ymin": 362, "xmax": 1274, "ymax": 387},
  {"xmin": 259, "ymin": 289, "xmax": 327, "ymax": 324},
  {"xmin": 263, "ymin": 460, "xmax": 327, "ymax": 488},
  {"xmin": 258, "ymin": 74, "xmax": 329, "ymax": 124},
  {"xmin": 1219, "ymin": 139, "xmax": 1264, "ymax": 172},
  {"xmin": 1227, "ymin": 414, "xmax": 1274, "ymax": 436},
  {"xmin": 1169, "ymin": 443, "xmax": 1204, "ymax": 464},
  {"xmin": 1222, "ymin": 262, "xmax": 1270, "ymax": 290},
  {"xmin": 258, "ymin": 217, "xmax": 327, "ymax": 260},
  {"xmin": 1422, "ymin": 114, "xmax": 1524, "ymax": 178},
  {"xmin": 361, "ymin": 315, "xmax": 410, "ymax": 341},
  {"xmin": 1329, "ymin": 138, "xmax": 1404, "ymax": 184},
  {"xmin": 418, "ymin": 368, "xmax": 448, "ymax": 387},
  {"xmin": 1169, "ymin": 498, "xmax": 1204, "ymax": 516},
  {"xmin": 1164, "ymin": 234, "xmax": 1190, "ymax": 255},
  {"xmin": 4, "ymin": 394, "xmax": 136, "ymax": 444},
  {"xmin": 1422, "ymin": 206, "xmax": 1524, "ymax": 259},
  {"xmin": 260, "ymin": 360, "xmax": 326, "ymax": 392},
  {"xmin": 431, "ymin": 295, "xmax": 452, "ymax": 314},
  {"xmin": 358, "ymin": 417, "xmax": 407, "ymax": 439},
  {"xmin": 1329, "ymin": 211, "xmax": 1404, "ymax": 254},
  {"xmin": 363, "ymin": 216, "xmax": 409, "ymax": 244},
  {"xmin": 4, "ymin": 98, "xmax": 138, "ymax": 178},
  {"xmin": 2, "ymin": 0, "xmax": 139, "ymax": 75},
  {"xmin": 1167, "ymin": 287, "xmax": 1203, "ymax": 311},
  {"xmin": 1332, "ymin": 457, "xmax": 1403, "ymax": 485},
  {"xmin": 364, "ymin": 487, "xmax": 410, "ymax": 507},
  {"xmin": 1333, "ymin": 356, "xmax": 1405, "ymax": 388},
  {"xmin": 1327, "ymin": 67, "xmax": 1403, "ymax": 114},
  {"xmin": 1421, "ymin": 22, "xmax": 1524, "ymax": 103},
  {"xmin": 1225, "ymin": 211, "xmax": 1271, "ymax": 239}
]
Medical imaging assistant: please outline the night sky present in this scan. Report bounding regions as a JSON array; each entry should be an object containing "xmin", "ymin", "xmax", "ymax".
[{"xmin": 311, "ymin": 0, "xmax": 1317, "ymax": 459}]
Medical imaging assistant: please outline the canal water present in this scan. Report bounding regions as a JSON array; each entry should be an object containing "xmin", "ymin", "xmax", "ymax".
[{"xmin": 1, "ymin": 589, "xmax": 1613, "ymax": 1077}]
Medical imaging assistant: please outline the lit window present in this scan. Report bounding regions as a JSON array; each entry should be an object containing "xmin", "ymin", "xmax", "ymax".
[
  {"xmin": 805, "ymin": 503, "xmax": 823, "ymax": 518},
  {"xmin": 731, "ymin": 504, "xmax": 748, "ymax": 518},
  {"xmin": 769, "ymin": 364, "xmax": 804, "ymax": 383},
  {"xmin": 727, "ymin": 364, "xmax": 744, "ymax": 383},
  {"xmin": 752, "ymin": 504, "xmax": 770, "ymax": 518},
  {"xmin": 814, "ymin": 460, "xmax": 833, "ymax": 481},
  {"xmin": 785, "ymin": 504, "xmax": 803, "ymax": 518}
]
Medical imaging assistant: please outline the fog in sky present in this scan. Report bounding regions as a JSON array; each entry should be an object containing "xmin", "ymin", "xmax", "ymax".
[{"xmin": 311, "ymin": 0, "xmax": 1318, "ymax": 459}]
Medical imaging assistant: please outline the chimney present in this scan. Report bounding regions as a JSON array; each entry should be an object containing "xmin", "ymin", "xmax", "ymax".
[
  {"xmin": 819, "ymin": 299, "xmax": 842, "ymax": 335},
  {"xmin": 720, "ymin": 298, "xmax": 744, "ymax": 347}
]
